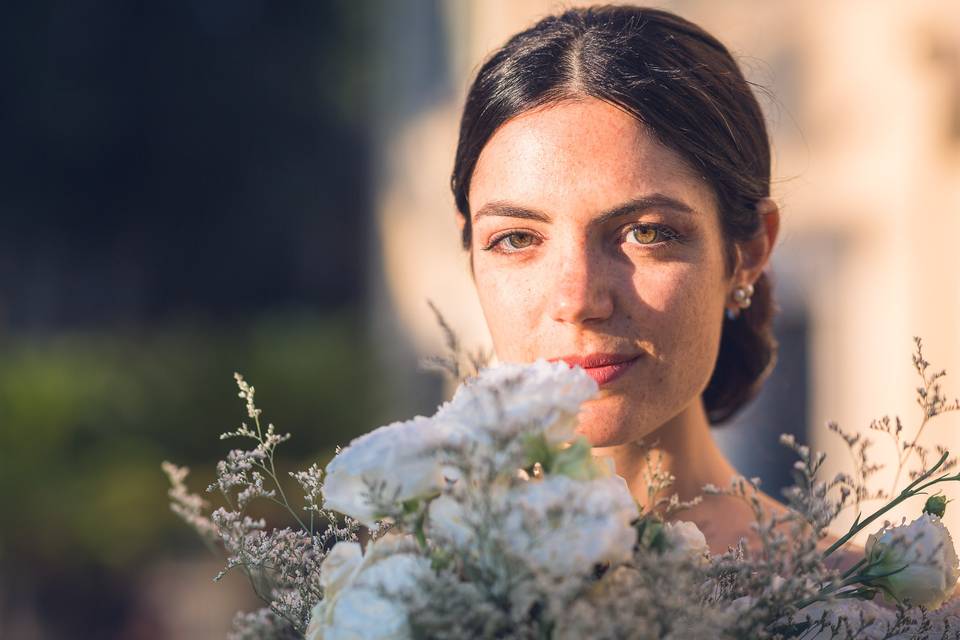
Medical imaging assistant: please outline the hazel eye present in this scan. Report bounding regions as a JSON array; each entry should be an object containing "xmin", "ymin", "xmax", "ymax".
[
  {"xmin": 504, "ymin": 233, "xmax": 534, "ymax": 249},
  {"xmin": 621, "ymin": 223, "xmax": 685, "ymax": 251},
  {"xmin": 484, "ymin": 231, "xmax": 538, "ymax": 253},
  {"xmin": 627, "ymin": 224, "xmax": 660, "ymax": 245}
]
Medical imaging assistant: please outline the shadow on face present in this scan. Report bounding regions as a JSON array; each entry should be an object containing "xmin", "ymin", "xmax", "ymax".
[{"xmin": 464, "ymin": 98, "xmax": 734, "ymax": 446}]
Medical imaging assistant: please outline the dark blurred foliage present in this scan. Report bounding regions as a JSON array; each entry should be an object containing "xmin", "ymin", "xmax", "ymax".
[
  {"xmin": 0, "ymin": 1, "xmax": 393, "ymax": 637},
  {"xmin": 0, "ymin": 312, "xmax": 390, "ymax": 638},
  {"xmin": 0, "ymin": 0, "xmax": 380, "ymax": 329},
  {"xmin": 0, "ymin": 313, "xmax": 387, "ymax": 562}
]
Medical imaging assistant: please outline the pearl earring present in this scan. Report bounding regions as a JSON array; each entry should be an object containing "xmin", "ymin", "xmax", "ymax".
[{"xmin": 725, "ymin": 283, "xmax": 754, "ymax": 320}]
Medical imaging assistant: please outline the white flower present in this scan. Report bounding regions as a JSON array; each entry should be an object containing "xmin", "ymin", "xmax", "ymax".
[
  {"xmin": 322, "ymin": 415, "xmax": 459, "ymax": 525},
  {"xmin": 662, "ymin": 520, "xmax": 709, "ymax": 563},
  {"xmin": 322, "ymin": 361, "xmax": 597, "ymax": 524},
  {"xmin": 498, "ymin": 474, "xmax": 639, "ymax": 577},
  {"xmin": 306, "ymin": 535, "xmax": 431, "ymax": 640},
  {"xmin": 426, "ymin": 494, "xmax": 474, "ymax": 548},
  {"xmin": 319, "ymin": 541, "xmax": 363, "ymax": 594},
  {"xmin": 863, "ymin": 513, "xmax": 960, "ymax": 609},
  {"xmin": 305, "ymin": 542, "xmax": 363, "ymax": 640},
  {"xmin": 444, "ymin": 359, "xmax": 597, "ymax": 447}
]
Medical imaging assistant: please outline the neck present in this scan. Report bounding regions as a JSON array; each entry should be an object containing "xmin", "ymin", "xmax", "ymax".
[
  {"xmin": 591, "ymin": 398, "xmax": 739, "ymax": 513},
  {"xmin": 592, "ymin": 399, "xmax": 790, "ymax": 554}
]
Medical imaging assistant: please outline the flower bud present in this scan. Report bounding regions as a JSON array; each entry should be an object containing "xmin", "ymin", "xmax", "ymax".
[{"xmin": 924, "ymin": 494, "xmax": 948, "ymax": 518}]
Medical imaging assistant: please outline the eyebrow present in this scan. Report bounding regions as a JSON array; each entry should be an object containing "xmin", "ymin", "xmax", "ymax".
[{"xmin": 472, "ymin": 193, "xmax": 697, "ymax": 224}]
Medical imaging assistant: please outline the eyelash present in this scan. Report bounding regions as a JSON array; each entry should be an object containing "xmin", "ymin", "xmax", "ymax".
[{"xmin": 481, "ymin": 223, "xmax": 685, "ymax": 254}]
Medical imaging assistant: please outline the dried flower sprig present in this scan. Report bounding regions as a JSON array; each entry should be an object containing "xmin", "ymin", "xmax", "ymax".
[
  {"xmin": 164, "ymin": 373, "xmax": 366, "ymax": 639},
  {"xmin": 821, "ymin": 339, "xmax": 960, "ymax": 563},
  {"xmin": 418, "ymin": 300, "xmax": 492, "ymax": 383},
  {"xmin": 166, "ymin": 334, "xmax": 960, "ymax": 639}
]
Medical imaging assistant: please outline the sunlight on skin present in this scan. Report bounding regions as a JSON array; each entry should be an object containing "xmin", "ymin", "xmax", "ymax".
[
  {"xmin": 467, "ymin": 98, "xmax": 728, "ymax": 447},
  {"xmin": 462, "ymin": 97, "xmax": 787, "ymax": 553}
]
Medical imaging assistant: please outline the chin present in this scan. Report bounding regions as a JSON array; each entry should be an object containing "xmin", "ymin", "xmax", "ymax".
[{"xmin": 574, "ymin": 395, "xmax": 658, "ymax": 448}]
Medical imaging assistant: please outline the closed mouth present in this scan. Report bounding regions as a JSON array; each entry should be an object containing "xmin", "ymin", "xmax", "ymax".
[{"xmin": 551, "ymin": 353, "xmax": 642, "ymax": 386}]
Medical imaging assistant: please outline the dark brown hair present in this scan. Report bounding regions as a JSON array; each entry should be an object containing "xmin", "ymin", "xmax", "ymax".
[{"xmin": 450, "ymin": 4, "xmax": 778, "ymax": 424}]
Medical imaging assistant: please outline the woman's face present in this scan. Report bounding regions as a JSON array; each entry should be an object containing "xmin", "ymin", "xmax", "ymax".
[{"xmin": 466, "ymin": 98, "xmax": 734, "ymax": 446}]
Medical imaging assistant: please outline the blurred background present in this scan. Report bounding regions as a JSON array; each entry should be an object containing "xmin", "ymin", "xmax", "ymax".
[{"xmin": 1, "ymin": 1, "xmax": 958, "ymax": 638}]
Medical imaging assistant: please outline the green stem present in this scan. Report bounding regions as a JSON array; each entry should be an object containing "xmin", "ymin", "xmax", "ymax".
[
  {"xmin": 253, "ymin": 459, "xmax": 310, "ymax": 532},
  {"xmin": 823, "ymin": 451, "xmax": 955, "ymax": 559},
  {"xmin": 794, "ymin": 569, "xmax": 886, "ymax": 611},
  {"xmin": 254, "ymin": 412, "xmax": 264, "ymax": 441},
  {"xmin": 839, "ymin": 557, "xmax": 867, "ymax": 581},
  {"xmin": 268, "ymin": 456, "xmax": 309, "ymax": 531},
  {"xmin": 890, "ymin": 413, "xmax": 931, "ymax": 498}
]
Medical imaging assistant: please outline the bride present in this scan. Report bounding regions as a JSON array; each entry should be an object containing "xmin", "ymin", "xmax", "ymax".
[{"xmin": 448, "ymin": 4, "xmax": 788, "ymax": 555}]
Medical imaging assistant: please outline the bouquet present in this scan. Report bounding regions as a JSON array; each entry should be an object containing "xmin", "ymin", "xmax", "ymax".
[{"xmin": 165, "ymin": 337, "xmax": 960, "ymax": 639}]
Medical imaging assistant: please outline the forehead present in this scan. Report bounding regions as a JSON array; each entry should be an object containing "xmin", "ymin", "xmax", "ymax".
[{"xmin": 469, "ymin": 98, "xmax": 716, "ymax": 219}]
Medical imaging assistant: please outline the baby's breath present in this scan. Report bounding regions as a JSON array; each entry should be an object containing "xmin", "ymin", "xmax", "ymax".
[
  {"xmin": 164, "ymin": 373, "xmax": 361, "ymax": 638},
  {"xmin": 165, "ymin": 337, "xmax": 960, "ymax": 639}
]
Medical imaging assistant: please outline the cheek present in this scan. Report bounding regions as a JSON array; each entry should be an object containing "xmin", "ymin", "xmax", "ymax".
[
  {"xmin": 473, "ymin": 258, "xmax": 546, "ymax": 361},
  {"xmin": 636, "ymin": 259, "xmax": 727, "ymax": 391},
  {"xmin": 646, "ymin": 263, "xmax": 724, "ymax": 343}
]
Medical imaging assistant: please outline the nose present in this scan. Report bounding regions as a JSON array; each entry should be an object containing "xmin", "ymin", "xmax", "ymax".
[{"xmin": 549, "ymin": 244, "xmax": 614, "ymax": 326}]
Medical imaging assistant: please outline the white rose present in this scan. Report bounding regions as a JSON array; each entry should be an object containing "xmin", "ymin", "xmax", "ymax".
[
  {"xmin": 445, "ymin": 359, "xmax": 597, "ymax": 446},
  {"xmin": 306, "ymin": 542, "xmax": 362, "ymax": 640},
  {"xmin": 319, "ymin": 541, "xmax": 363, "ymax": 594},
  {"xmin": 322, "ymin": 361, "xmax": 595, "ymax": 524},
  {"xmin": 322, "ymin": 415, "xmax": 460, "ymax": 525},
  {"xmin": 307, "ymin": 535, "xmax": 431, "ymax": 640},
  {"xmin": 426, "ymin": 493, "xmax": 474, "ymax": 549},
  {"xmin": 864, "ymin": 513, "xmax": 960, "ymax": 609},
  {"xmin": 663, "ymin": 520, "xmax": 709, "ymax": 563},
  {"xmin": 499, "ymin": 474, "xmax": 639, "ymax": 577}
]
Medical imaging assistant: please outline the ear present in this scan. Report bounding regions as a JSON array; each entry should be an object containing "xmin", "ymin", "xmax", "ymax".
[{"xmin": 731, "ymin": 198, "xmax": 780, "ymax": 288}]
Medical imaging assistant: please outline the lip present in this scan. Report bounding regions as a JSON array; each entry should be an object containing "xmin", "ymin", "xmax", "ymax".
[{"xmin": 551, "ymin": 353, "xmax": 642, "ymax": 386}]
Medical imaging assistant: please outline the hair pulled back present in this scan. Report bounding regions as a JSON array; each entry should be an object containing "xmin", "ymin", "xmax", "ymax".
[{"xmin": 450, "ymin": 4, "xmax": 778, "ymax": 424}]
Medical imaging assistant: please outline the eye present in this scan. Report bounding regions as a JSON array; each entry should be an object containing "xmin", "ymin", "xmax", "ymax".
[
  {"xmin": 503, "ymin": 233, "xmax": 534, "ymax": 249},
  {"xmin": 628, "ymin": 224, "xmax": 659, "ymax": 244},
  {"xmin": 483, "ymin": 231, "xmax": 539, "ymax": 254},
  {"xmin": 623, "ymin": 223, "xmax": 682, "ymax": 248}
]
